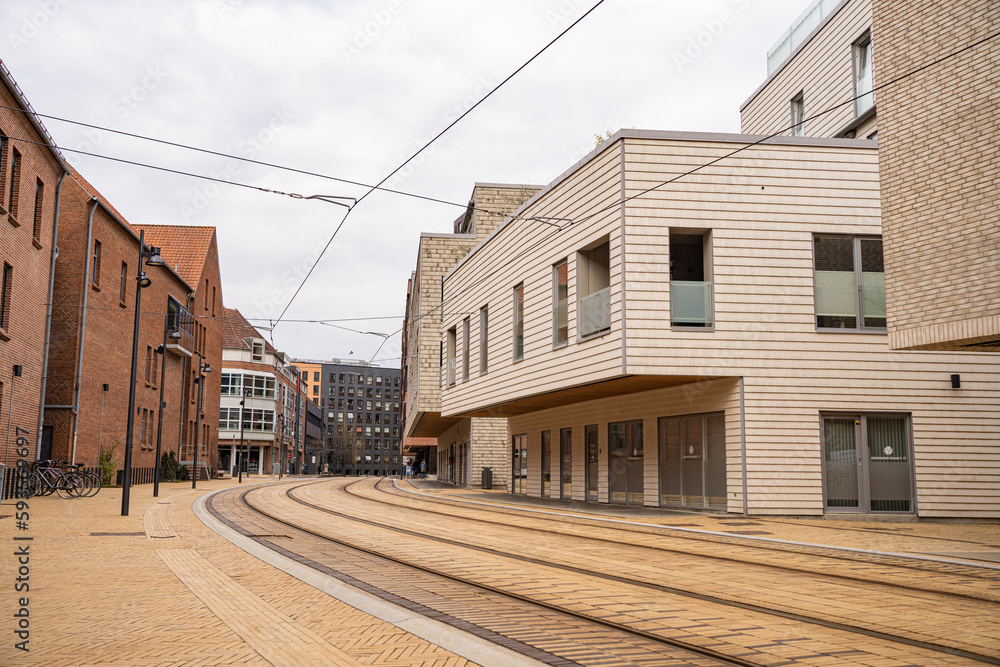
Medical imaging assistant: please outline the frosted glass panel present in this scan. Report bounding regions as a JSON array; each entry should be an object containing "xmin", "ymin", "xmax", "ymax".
[
  {"xmin": 815, "ymin": 271, "xmax": 857, "ymax": 317},
  {"xmin": 671, "ymin": 281, "xmax": 713, "ymax": 325}
]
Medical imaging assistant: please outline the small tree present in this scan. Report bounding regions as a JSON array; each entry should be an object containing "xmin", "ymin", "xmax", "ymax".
[{"xmin": 99, "ymin": 441, "xmax": 120, "ymax": 486}]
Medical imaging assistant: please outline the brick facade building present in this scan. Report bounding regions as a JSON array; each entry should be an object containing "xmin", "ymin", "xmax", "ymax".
[
  {"xmin": 0, "ymin": 61, "xmax": 68, "ymax": 472},
  {"xmin": 44, "ymin": 175, "xmax": 224, "ymax": 477}
]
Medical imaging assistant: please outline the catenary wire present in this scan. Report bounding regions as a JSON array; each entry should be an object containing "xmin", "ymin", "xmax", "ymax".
[{"xmin": 270, "ymin": 0, "xmax": 610, "ymax": 331}]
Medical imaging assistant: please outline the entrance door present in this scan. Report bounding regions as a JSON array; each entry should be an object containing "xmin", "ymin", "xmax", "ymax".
[
  {"xmin": 559, "ymin": 428, "xmax": 572, "ymax": 499},
  {"xmin": 823, "ymin": 413, "xmax": 913, "ymax": 513},
  {"xmin": 541, "ymin": 431, "xmax": 551, "ymax": 498},
  {"xmin": 511, "ymin": 434, "xmax": 527, "ymax": 495},
  {"xmin": 659, "ymin": 412, "xmax": 727, "ymax": 509},
  {"xmin": 585, "ymin": 424, "xmax": 598, "ymax": 501},
  {"xmin": 609, "ymin": 421, "xmax": 643, "ymax": 504}
]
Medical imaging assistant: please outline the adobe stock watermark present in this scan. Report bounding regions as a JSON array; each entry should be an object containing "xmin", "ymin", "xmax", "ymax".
[
  {"xmin": 7, "ymin": 0, "xmax": 72, "ymax": 51},
  {"xmin": 565, "ymin": 117, "xmax": 622, "ymax": 165},
  {"xmin": 177, "ymin": 107, "xmax": 295, "ymax": 223},
  {"xmin": 341, "ymin": 0, "xmax": 403, "ymax": 63},
  {"xmin": 212, "ymin": 0, "xmax": 242, "ymax": 19},
  {"xmin": 545, "ymin": 0, "xmax": 587, "ymax": 28},
  {"xmin": 672, "ymin": 0, "xmax": 752, "ymax": 73},
  {"xmin": 65, "ymin": 65, "xmax": 170, "ymax": 168},
  {"xmin": 384, "ymin": 74, "xmax": 497, "ymax": 190}
]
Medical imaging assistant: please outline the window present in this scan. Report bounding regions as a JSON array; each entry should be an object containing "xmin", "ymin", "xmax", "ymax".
[
  {"xmin": 7, "ymin": 148, "xmax": 19, "ymax": 218},
  {"xmin": 446, "ymin": 326, "xmax": 457, "ymax": 386},
  {"xmin": 312, "ymin": 384, "xmax": 318, "ymax": 396},
  {"xmin": 242, "ymin": 409, "xmax": 275, "ymax": 432},
  {"xmin": 560, "ymin": 428, "xmax": 572, "ymax": 500},
  {"xmin": 854, "ymin": 32, "xmax": 874, "ymax": 115},
  {"xmin": 91, "ymin": 240, "xmax": 102, "ymax": 286},
  {"xmin": 141, "ymin": 409, "xmax": 148, "ymax": 450},
  {"xmin": 244, "ymin": 374, "xmax": 276, "ymax": 398},
  {"xmin": 513, "ymin": 283, "xmax": 524, "ymax": 361},
  {"xmin": 145, "ymin": 346, "xmax": 153, "ymax": 384},
  {"xmin": 220, "ymin": 373, "xmax": 240, "ymax": 396},
  {"xmin": 670, "ymin": 230, "xmax": 713, "ymax": 328},
  {"xmin": 204, "ymin": 279, "xmax": 209, "ymax": 310},
  {"xmin": 0, "ymin": 134, "xmax": 5, "ymax": 209},
  {"xmin": 315, "ymin": 372, "xmax": 321, "ymax": 382},
  {"xmin": 822, "ymin": 413, "xmax": 913, "ymax": 513},
  {"xmin": 376, "ymin": 375, "xmax": 382, "ymax": 385},
  {"xmin": 212, "ymin": 286, "xmax": 216, "ymax": 316},
  {"xmin": 479, "ymin": 306, "xmax": 488, "ymax": 374},
  {"xmin": 541, "ymin": 430, "xmax": 551, "ymax": 498},
  {"xmin": 0, "ymin": 263, "xmax": 11, "ymax": 331},
  {"xmin": 32, "ymin": 178, "xmax": 43, "ymax": 243},
  {"xmin": 659, "ymin": 412, "xmax": 726, "ymax": 509},
  {"xmin": 118, "ymin": 262, "xmax": 128, "ymax": 302},
  {"xmin": 219, "ymin": 407, "xmax": 241, "ymax": 431},
  {"xmin": 251, "ymin": 340, "xmax": 264, "ymax": 361},
  {"xmin": 577, "ymin": 239, "xmax": 610, "ymax": 337},
  {"xmin": 553, "ymin": 260, "xmax": 569, "ymax": 346},
  {"xmin": 813, "ymin": 235, "xmax": 885, "ymax": 330},
  {"xmin": 791, "ymin": 92, "xmax": 805, "ymax": 136},
  {"xmin": 367, "ymin": 375, "xmax": 373, "ymax": 385},
  {"xmin": 461, "ymin": 317, "xmax": 470, "ymax": 381}
]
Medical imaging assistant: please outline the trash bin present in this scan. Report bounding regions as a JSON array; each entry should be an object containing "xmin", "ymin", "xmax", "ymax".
[{"xmin": 481, "ymin": 467, "xmax": 493, "ymax": 490}]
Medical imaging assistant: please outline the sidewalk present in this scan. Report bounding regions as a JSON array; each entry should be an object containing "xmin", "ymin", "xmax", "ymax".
[{"xmin": 1, "ymin": 476, "xmax": 471, "ymax": 666}]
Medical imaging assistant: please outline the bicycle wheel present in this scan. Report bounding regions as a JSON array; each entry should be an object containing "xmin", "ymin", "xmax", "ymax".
[
  {"xmin": 25, "ymin": 473, "xmax": 43, "ymax": 498},
  {"xmin": 69, "ymin": 472, "xmax": 92, "ymax": 498},
  {"xmin": 56, "ymin": 474, "xmax": 78, "ymax": 499},
  {"xmin": 83, "ymin": 471, "xmax": 102, "ymax": 497}
]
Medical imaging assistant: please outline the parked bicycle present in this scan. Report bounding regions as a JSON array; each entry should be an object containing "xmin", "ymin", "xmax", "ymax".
[{"xmin": 25, "ymin": 460, "xmax": 100, "ymax": 499}]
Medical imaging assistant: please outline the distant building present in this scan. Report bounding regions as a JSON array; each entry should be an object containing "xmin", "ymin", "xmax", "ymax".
[{"xmin": 303, "ymin": 359, "xmax": 403, "ymax": 476}]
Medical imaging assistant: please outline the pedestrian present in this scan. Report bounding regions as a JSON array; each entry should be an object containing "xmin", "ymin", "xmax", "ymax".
[{"xmin": 420, "ymin": 459, "xmax": 427, "ymax": 479}]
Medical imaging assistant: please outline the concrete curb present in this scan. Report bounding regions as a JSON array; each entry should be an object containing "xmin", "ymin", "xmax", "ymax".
[{"xmin": 193, "ymin": 482, "xmax": 543, "ymax": 667}]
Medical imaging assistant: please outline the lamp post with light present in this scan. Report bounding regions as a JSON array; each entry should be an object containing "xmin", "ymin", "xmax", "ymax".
[
  {"xmin": 121, "ymin": 230, "xmax": 164, "ymax": 517},
  {"xmin": 192, "ymin": 353, "xmax": 211, "ymax": 489},
  {"xmin": 153, "ymin": 322, "xmax": 182, "ymax": 498},
  {"xmin": 238, "ymin": 386, "xmax": 251, "ymax": 483}
]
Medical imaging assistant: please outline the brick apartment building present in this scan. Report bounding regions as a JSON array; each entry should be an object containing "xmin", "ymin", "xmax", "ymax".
[
  {"xmin": 401, "ymin": 275, "xmax": 436, "ymax": 474},
  {"xmin": 44, "ymin": 169, "xmax": 224, "ymax": 477},
  {"xmin": 0, "ymin": 62, "xmax": 68, "ymax": 472},
  {"xmin": 220, "ymin": 308, "xmax": 310, "ymax": 476}
]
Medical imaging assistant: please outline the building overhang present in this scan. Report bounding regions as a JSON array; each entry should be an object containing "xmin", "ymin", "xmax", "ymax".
[
  {"xmin": 444, "ymin": 374, "xmax": 720, "ymax": 418},
  {"xmin": 407, "ymin": 410, "xmax": 463, "ymax": 438}
]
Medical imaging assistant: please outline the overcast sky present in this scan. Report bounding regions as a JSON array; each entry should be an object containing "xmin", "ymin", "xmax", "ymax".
[{"xmin": 2, "ymin": 0, "xmax": 810, "ymax": 366}]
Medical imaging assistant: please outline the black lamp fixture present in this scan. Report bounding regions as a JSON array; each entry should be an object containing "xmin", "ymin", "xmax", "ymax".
[
  {"xmin": 192, "ymin": 355, "xmax": 212, "ymax": 489},
  {"xmin": 951, "ymin": 374, "xmax": 961, "ymax": 389},
  {"xmin": 121, "ymin": 232, "xmax": 167, "ymax": 516}
]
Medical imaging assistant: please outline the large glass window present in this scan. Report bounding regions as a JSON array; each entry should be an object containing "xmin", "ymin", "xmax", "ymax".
[
  {"xmin": 814, "ymin": 235, "xmax": 885, "ymax": 330},
  {"xmin": 560, "ymin": 428, "xmax": 572, "ymax": 500},
  {"xmin": 219, "ymin": 407, "xmax": 240, "ymax": 431},
  {"xmin": 659, "ymin": 412, "xmax": 726, "ymax": 509},
  {"xmin": 244, "ymin": 374, "xmax": 276, "ymax": 398},
  {"xmin": 609, "ymin": 421, "xmax": 643, "ymax": 504},
  {"xmin": 578, "ymin": 240, "xmax": 610, "ymax": 337},
  {"xmin": 241, "ymin": 409, "xmax": 275, "ymax": 432},
  {"xmin": 220, "ymin": 373, "xmax": 241, "ymax": 396},
  {"xmin": 446, "ymin": 327, "xmax": 456, "ymax": 386},
  {"xmin": 670, "ymin": 230, "xmax": 713, "ymax": 327},
  {"xmin": 513, "ymin": 283, "xmax": 524, "ymax": 361},
  {"xmin": 791, "ymin": 92, "xmax": 805, "ymax": 136},
  {"xmin": 541, "ymin": 430, "xmax": 551, "ymax": 498},
  {"xmin": 511, "ymin": 434, "xmax": 527, "ymax": 495},
  {"xmin": 462, "ymin": 317, "xmax": 470, "ymax": 381},
  {"xmin": 585, "ymin": 424, "xmax": 599, "ymax": 502},
  {"xmin": 553, "ymin": 260, "xmax": 569, "ymax": 346},
  {"xmin": 823, "ymin": 413, "xmax": 913, "ymax": 513}
]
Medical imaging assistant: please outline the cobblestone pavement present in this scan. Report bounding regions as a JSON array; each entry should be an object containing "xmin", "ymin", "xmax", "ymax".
[
  {"xmin": 2, "ymin": 476, "xmax": 998, "ymax": 666},
  {"xmin": 1, "ymin": 477, "xmax": 471, "ymax": 666}
]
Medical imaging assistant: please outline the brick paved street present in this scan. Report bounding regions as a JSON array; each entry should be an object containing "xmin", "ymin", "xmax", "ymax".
[{"xmin": 2, "ymin": 476, "xmax": 999, "ymax": 666}]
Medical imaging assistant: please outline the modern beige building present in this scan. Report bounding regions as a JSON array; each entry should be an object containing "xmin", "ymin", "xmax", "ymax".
[
  {"xmin": 871, "ymin": 0, "xmax": 999, "ymax": 351},
  {"xmin": 438, "ymin": 129, "xmax": 1000, "ymax": 517},
  {"xmin": 403, "ymin": 184, "xmax": 539, "ymax": 488}
]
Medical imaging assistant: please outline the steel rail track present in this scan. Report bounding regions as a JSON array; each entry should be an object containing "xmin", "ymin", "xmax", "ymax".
[
  {"xmin": 374, "ymin": 479, "xmax": 1000, "ymax": 593},
  {"xmin": 231, "ymin": 480, "xmax": 765, "ymax": 667},
  {"xmin": 284, "ymin": 478, "xmax": 1000, "ymax": 665}
]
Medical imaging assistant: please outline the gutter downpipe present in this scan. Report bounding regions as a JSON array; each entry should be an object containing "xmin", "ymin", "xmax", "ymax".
[
  {"xmin": 69, "ymin": 198, "xmax": 99, "ymax": 465},
  {"xmin": 740, "ymin": 376, "xmax": 748, "ymax": 515},
  {"xmin": 36, "ymin": 171, "xmax": 67, "ymax": 458}
]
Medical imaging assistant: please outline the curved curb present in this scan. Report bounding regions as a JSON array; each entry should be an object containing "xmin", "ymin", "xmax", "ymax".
[{"xmin": 193, "ymin": 483, "xmax": 542, "ymax": 667}]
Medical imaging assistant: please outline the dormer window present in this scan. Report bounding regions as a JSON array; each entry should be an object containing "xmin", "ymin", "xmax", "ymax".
[{"xmin": 251, "ymin": 340, "xmax": 264, "ymax": 362}]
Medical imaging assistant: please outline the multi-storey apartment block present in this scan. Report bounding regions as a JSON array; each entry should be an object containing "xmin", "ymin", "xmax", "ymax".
[
  {"xmin": 403, "ymin": 184, "xmax": 540, "ymax": 488},
  {"xmin": 314, "ymin": 359, "xmax": 403, "ymax": 476},
  {"xmin": 438, "ymin": 129, "xmax": 1000, "ymax": 517}
]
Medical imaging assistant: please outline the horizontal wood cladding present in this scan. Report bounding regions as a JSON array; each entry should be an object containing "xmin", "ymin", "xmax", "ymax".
[
  {"xmin": 441, "ymin": 142, "xmax": 625, "ymax": 418},
  {"xmin": 741, "ymin": 0, "xmax": 874, "ymax": 138}
]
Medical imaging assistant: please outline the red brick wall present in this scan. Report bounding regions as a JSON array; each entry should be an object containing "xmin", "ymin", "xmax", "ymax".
[{"xmin": 0, "ymin": 79, "xmax": 63, "ymax": 466}]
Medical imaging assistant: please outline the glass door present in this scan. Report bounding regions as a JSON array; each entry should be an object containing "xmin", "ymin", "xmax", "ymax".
[
  {"xmin": 560, "ymin": 428, "xmax": 572, "ymax": 499},
  {"xmin": 585, "ymin": 424, "xmax": 599, "ymax": 501},
  {"xmin": 541, "ymin": 431, "xmax": 551, "ymax": 497},
  {"xmin": 659, "ymin": 412, "xmax": 727, "ymax": 509},
  {"xmin": 609, "ymin": 421, "xmax": 643, "ymax": 504},
  {"xmin": 511, "ymin": 434, "xmax": 527, "ymax": 495},
  {"xmin": 823, "ymin": 414, "xmax": 913, "ymax": 513}
]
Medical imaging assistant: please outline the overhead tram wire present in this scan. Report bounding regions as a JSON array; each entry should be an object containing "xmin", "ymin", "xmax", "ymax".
[
  {"xmin": 367, "ymin": 28, "xmax": 1000, "ymax": 359},
  {"xmin": 272, "ymin": 0, "xmax": 610, "ymax": 333}
]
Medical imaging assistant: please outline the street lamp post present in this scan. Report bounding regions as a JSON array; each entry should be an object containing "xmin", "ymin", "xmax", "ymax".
[
  {"xmin": 121, "ymin": 230, "xmax": 164, "ymax": 517},
  {"xmin": 153, "ymin": 326, "xmax": 181, "ymax": 498},
  {"xmin": 192, "ymin": 353, "xmax": 211, "ymax": 489},
  {"xmin": 238, "ymin": 387, "xmax": 250, "ymax": 483}
]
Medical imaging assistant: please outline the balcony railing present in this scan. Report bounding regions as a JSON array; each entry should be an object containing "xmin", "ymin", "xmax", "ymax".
[
  {"xmin": 670, "ymin": 281, "xmax": 713, "ymax": 326},
  {"xmin": 580, "ymin": 287, "xmax": 611, "ymax": 337}
]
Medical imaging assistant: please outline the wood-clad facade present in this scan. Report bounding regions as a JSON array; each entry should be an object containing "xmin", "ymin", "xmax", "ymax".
[{"xmin": 439, "ymin": 130, "xmax": 1000, "ymax": 517}]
